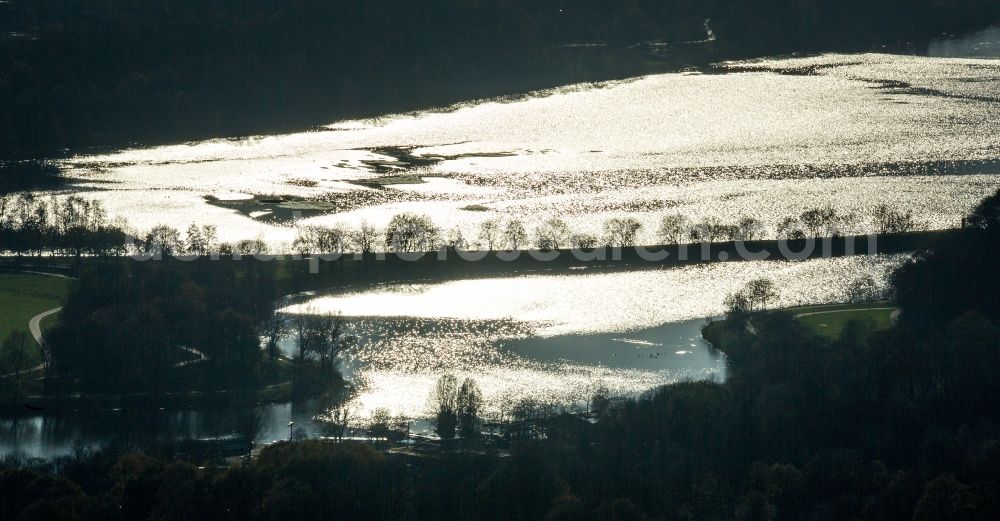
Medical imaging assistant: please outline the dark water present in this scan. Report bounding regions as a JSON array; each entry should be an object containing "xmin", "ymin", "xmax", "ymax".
[
  {"xmin": 1, "ymin": 318, "xmax": 722, "ymax": 459},
  {"xmin": 0, "ymin": 401, "xmax": 326, "ymax": 461}
]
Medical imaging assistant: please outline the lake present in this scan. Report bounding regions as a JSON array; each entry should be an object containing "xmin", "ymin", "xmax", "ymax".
[
  {"xmin": 283, "ymin": 254, "xmax": 903, "ymax": 420},
  {"xmin": 51, "ymin": 42, "xmax": 1000, "ymax": 246},
  {"xmin": 4, "ymin": 29, "xmax": 999, "ymax": 458}
]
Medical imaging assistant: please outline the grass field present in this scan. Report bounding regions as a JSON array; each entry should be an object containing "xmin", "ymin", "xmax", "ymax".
[
  {"xmin": 0, "ymin": 272, "xmax": 72, "ymax": 363},
  {"xmin": 794, "ymin": 303, "xmax": 897, "ymax": 340},
  {"xmin": 702, "ymin": 302, "xmax": 900, "ymax": 350}
]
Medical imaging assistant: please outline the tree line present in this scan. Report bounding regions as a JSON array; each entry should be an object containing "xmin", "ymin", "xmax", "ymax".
[
  {"xmin": 286, "ymin": 203, "xmax": 919, "ymax": 255},
  {"xmin": 0, "ymin": 194, "xmax": 131, "ymax": 261},
  {"xmin": 0, "ymin": 197, "xmax": 923, "ymax": 261}
]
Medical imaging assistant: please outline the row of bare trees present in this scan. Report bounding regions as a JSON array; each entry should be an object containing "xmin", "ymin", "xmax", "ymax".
[
  {"xmin": 7, "ymin": 199, "xmax": 918, "ymax": 259},
  {"xmin": 775, "ymin": 204, "xmax": 918, "ymax": 240},
  {"xmin": 122, "ymin": 201, "xmax": 927, "ymax": 259},
  {"xmin": 0, "ymin": 194, "xmax": 130, "ymax": 259},
  {"xmin": 134, "ymin": 224, "xmax": 272, "ymax": 258},
  {"xmin": 287, "ymin": 203, "xmax": 921, "ymax": 255},
  {"xmin": 723, "ymin": 274, "xmax": 889, "ymax": 317}
]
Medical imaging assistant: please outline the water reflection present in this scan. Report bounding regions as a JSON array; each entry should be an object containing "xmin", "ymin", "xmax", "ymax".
[
  {"xmin": 51, "ymin": 51, "xmax": 1000, "ymax": 247},
  {"xmin": 0, "ymin": 402, "xmax": 323, "ymax": 460},
  {"xmin": 287, "ymin": 255, "xmax": 903, "ymax": 419},
  {"xmin": 287, "ymin": 255, "xmax": 905, "ymax": 336}
]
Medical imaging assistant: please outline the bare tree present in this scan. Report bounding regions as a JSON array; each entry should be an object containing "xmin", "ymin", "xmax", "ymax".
[
  {"xmin": 446, "ymin": 227, "xmax": 467, "ymax": 249},
  {"xmin": 746, "ymin": 278, "xmax": 779, "ymax": 311},
  {"xmin": 292, "ymin": 225, "xmax": 323, "ymax": 255},
  {"xmin": 201, "ymin": 224, "xmax": 219, "ymax": 255},
  {"xmin": 800, "ymin": 206, "xmax": 851, "ymax": 237},
  {"xmin": 320, "ymin": 403, "xmax": 355, "ymax": 442},
  {"xmin": 603, "ymin": 217, "xmax": 643, "ymax": 247},
  {"xmin": 352, "ymin": 220, "xmax": 379, "ymax": 254},
  {"xmin": 776, "ymin": 216, "xmax": 807, "ymax": 240},
  {"xmin": 431, "ymin": 374, "xmax": 460, "ymax": 439},
  {"xmin": 503, "ymin": 219, "xmax": 528, "ymax": 250},
  {"xmin": 590, "ymin": 384, "xmax": 611, "ymax": 413},
  {"xmin": 184, "ymin": 224, "xmax": 204, "ymax": 255},
  {"xmin": 724, "ymin": 290, "xmax": 753, "ymax": 316},
  {"xmin": 314, "ymin": 387, "xmax": 357, "ymax": 442},
  {"xmin": 292, "ymin": 311, "xmax": 354, "ymax": 374},
  {"xmin": 456, "ymin": 378, "xmax": 483, "ymax": 439},
  {"xmin": 689, "ymin": 217, "xmax": 724, "ymax": 242},
  {"xmin": 293, "ymin": 224, "xmax": 349, "ymax": 254},
  {"xmin": 737, "ymin": 217, "xmax": 765, "ymax": 241},
  {"xmin": 478, "ymin": 219, "xmax": 501, "ymax": 251},
  {"xmin": 657, "ymin": 214, "xmax": 689, "ymax": 244},
  {"xmin": 138, "ymin": 224, "xmax": 183, "ymax": 257},
  {"xmin": 534, "ymin": 217, "xmax": 571, "ymax": 250},
  {"xmin": 725, "ymin": 278, "xmax": 779, "ymax": 315},
  {"xmin": 260, "ymin": 308, "xmax": 286, "ymax": 361},
  {"xmin": 291, "ymin": 427, "xmax": 309, "ymax": 442},
  {"xmin": 234, "ymin": 236, "xmax": 270, "ymax": 256},
  {"xmin": 872, "ymin": 204, "xmax": 916, "ymax": 234},
  {"xmin": 570, "ymin": 232, "xmax": 598, "ymax": 249},
  {"xmin": 235, "ymin": 404, "xmax": 267, "ymax": 455},
  {"xmin": 385, "ymin": 213, "xmax": 440, "ymax": 252},
  {"xmin": 846, "ymin": 274, "xmax": 882, "ymax": 303},
  {"xmin": 367, "ymin": 407, "xmax": 393, "ymax": 442}
]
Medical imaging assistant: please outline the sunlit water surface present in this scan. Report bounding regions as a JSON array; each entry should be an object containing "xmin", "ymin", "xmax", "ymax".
[
  {"xmin": 51, "ymin": 51, "xmax": 1000, "ymax": 246},
  {"xmin": 284, "ymin": 255, "xmax": 904, "ymax": 420}
]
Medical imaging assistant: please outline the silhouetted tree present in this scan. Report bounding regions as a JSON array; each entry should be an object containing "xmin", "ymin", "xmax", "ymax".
[
  {"xmin": 872, "ymin": 203, "xmax": 917, "ymax": 234},
  {"xmin": 385, "ymin": 213, "xmax": 440, "ymax": 252},
  {"xmin": 657, "ymin": 213, "xmax": 690, "ymax": 244},
  {"xmin": 478, "ymin": 219, "xmax": 501, "ymax": 251},
  {"xmin": 534, "ymin": 217, "xmax": 571, "ymax": 250},
  {"xmin": 457, "ymin": 378, "xmax": 483, "ymax": 439},
  {"xmin": 570, "ymin": 232, "xmax": 598, "ymax": 249},
  {"xmin": 737, "ymin": 217, "xmax": 765, "ymax": 241},
  {"xmin": 504, "ymin": 219, "xmax": 529, "ymax": 250},
  {"xmin": 603, "ymin": 217, "xmax": 642, "ymax": 247},
  {"xmin": 352, "ymin": 221, "xmax": 380, "ymax": 255},
  {"xmin": 432, "ymin": 374, "xmax": 460, "ymax": 439}
]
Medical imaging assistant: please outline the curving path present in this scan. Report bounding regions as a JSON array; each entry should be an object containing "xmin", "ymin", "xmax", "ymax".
[
  {"xmin": 29, "ymin": 306, "xmax": 62, "ymax": 362},
  {"xmin": 793, "ymin": 306, "xmax": 899, "ymax": 320},
  {"xmin": 0, "ymin": 270, "xmax": 74, "ymax": 379},
  {"xmin": 0, "ymin": 306, "xmax": 61, "ymax": 379}
]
